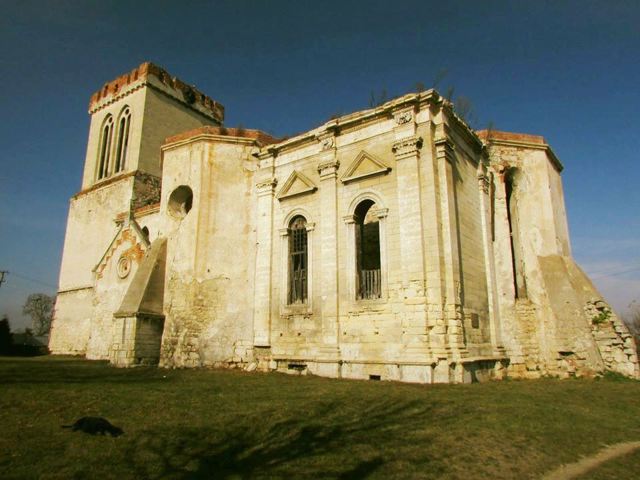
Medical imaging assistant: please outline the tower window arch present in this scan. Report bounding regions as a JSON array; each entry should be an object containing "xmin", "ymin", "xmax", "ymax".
[
  {"xmin": 288, "ymin": 215, "xmax": 308, "ymax": 304},
  {"xmin": 97, "ymin": 115, "xmax": 114, "ymax": 180},
  {"xmin": 114, "ymin": 107, "xmax": 131, "ymax": 173}
]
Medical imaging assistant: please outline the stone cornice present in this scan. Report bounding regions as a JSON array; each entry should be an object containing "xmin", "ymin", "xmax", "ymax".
[
  {"xmin": 161, "ymin": 132, "xmax": 260, "ymax": 152},
  {"xmin": 73, "ymin": 171, "xmax": 138, "ymax": 199},
  {"xmin": 260, "ymin": 90, "xmax": 439, "ymax": 157},
  {"xmin": 57, "ymin": 285, "xmax": 94, "ymax": 295},
  {"xmin": 484, "ymin": 138, "xmax": 564, "ymax": 173},
  {"xmin": 440, "ymin": 102, "xmax": 484, "ymax": 154}
]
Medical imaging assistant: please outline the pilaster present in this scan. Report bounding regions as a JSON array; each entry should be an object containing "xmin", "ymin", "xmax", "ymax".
[
  {"xmin": 392, "ymin": 134, "xmax": 432, "ymax": 360},
  {"xmin": 317, "ymin": 143, "xmax": 340, "ymax": 357},
  {"xmin": 434, "ymin": 131, "xmax": 468, "ymax": 359},
  {"xmin": 253, "ymin": 175, "xmax": 277, "ymax": 347},
  {"xmin": 477, "ymin": 167, "xmax": 505, "ymax": 355},
  {"xmin": 392, "ymin": 135, "xmax": 427, "ymax": 296}
]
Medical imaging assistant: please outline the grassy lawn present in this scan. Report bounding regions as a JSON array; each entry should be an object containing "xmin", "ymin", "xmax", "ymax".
[{"xmin": 1, "ymin": 356, "xmax": 639, "ymax": 479}]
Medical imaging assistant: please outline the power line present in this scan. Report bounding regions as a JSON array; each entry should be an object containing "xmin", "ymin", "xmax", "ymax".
[
  {"xmin": 2, "ymin": 271, "xmax": 57, "ymax": 290},
  {"xmin": 592, "ymin": 266, "xmax": 640, "ymax": 280},
  {"xmin": 587, "ymin": 263, "xmax": 640, "ymax": 277}
]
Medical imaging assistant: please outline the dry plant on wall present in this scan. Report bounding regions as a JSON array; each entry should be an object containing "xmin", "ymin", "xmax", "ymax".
[{"xmin": 623, "ymin": 300, "xmax": 640, "ymax": 348}]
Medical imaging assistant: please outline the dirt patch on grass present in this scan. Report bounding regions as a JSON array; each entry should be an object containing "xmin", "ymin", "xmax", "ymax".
[{"xmin": 542, "ymin": 441, "xmax": 640, "ymax": 480}]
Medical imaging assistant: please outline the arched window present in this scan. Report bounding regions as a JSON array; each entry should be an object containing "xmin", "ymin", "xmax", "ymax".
[
  {"xmin": 288, "ymin": 216, "xmax": 308, "ymax": 304},
  {"xmin": 114, "ymin": 107, "xmax": 131, "ymax": 173},
  {"xmin": 97, "ymin": 115, "xmax": 114, "ymax": 180},
  {"xmin": 355, "ymin": 200, "xmax": 381, "ymax": 299}
]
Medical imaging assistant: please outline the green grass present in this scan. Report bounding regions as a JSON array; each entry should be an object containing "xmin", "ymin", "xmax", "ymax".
[{"xmin": 1, "ymin": 356, "xmax": 639, "ymax": 479}]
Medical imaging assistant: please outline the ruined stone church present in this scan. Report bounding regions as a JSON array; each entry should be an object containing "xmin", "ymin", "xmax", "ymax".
[{"xmin": 49, "ymin": 62, "xmax": 639, "ymax": 383}]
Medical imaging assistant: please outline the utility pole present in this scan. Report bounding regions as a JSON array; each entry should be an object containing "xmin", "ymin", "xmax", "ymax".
[{"xmin": 0, "ymin": 271, "xmax": 7, "ymax": 288}]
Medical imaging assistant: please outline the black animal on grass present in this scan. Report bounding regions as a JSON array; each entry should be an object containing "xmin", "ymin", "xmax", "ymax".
[{"xmin": 62, "ymin": 417, "xmax": 124, "ymax": 437}]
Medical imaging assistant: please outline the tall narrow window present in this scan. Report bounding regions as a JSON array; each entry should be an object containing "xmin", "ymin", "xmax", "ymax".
[
  {"xmin": 97, "ymin": 116, "xmax": 114, "ymax": 180},
  {"xmin": 114, "ymin": 107, "xmax": 131, "ymax": 173},
  {"xmin": 288, "ymin": 216, "xmax": 308, "ymax": 304},
  {"xmin": 355, "ymin": 200, "xmax": 381, "ymax": 299}
]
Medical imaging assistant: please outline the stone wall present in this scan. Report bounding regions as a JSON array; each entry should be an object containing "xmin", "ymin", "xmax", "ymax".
[{"xmin": 158, "ymin": 134, "xmax": 260, "ymax": 368}]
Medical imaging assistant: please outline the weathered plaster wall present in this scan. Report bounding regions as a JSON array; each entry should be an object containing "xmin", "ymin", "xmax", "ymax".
[
  {"xmin": 48, "ymin": 288, "xmax": 93, "ymax": 354},
  {"xmin": 87, "ymin": 225, "xmax": 147, "ymax": 359},
  {"xmin": 50, "ymin": 179, "xmax": 134, "ymax": 354},
  {"xmin": 159, "ymin": 136, "xmax": 258, "ymax": 367},
  {"xmin": 138, "ymin": 88, "xmax": 219, "ymax": 177},
  {"xmin": 53, "ymin": 63, "xmax": 639, "ymax": 382}
]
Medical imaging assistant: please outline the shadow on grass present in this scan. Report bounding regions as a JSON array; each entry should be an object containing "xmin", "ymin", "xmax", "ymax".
[
  {"xmin": 124, "ymin": 400, "xmax": 435, "ymax": 479},
  {"xmin": 0, "ymin": 356, "xmax": 166, "ymax": 385}
]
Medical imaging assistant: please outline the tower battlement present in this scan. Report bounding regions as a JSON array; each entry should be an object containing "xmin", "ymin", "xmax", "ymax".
[{"xmin": 88, "ymin": 62, "xmax": 224, "ymax": 123}]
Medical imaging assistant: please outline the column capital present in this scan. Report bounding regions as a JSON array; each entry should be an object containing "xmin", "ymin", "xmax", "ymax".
[
  {"xmin": 434, "ymin": 138, "xmax": 455, "ymax": 163},
  {"xmin": 392, "ymin": 136, "xmax": 423, "ymax": 160},
  {"xmin": 256, "ymin": 178, "xmax": 278, "ymax": 197},
  {"xmin": 373, "ymin": 207, "xmax": 389, "ymax": 219},
  {"xmin": 477, "ymin": 173, "xmax": 490, "ymax": 195},
  {"xmin": 318, "ymin": 159, "xmax": 340, "ymax": 180},
  {"xmin": 342, "ymin": 214, "xmax": 356, "ymax": 225}
]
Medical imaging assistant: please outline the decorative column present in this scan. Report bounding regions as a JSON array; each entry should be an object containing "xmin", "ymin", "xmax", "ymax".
[
  {"xmin": 434, "ymin": 133, "xmax": 468, "ymax": 359},
  {"xmin": 317, "ymin": 145, "xmax": 340, "ymax": 359},
  {"xmin": 253, "ymin": 175, "xmax": 277, "ymax": 347}
]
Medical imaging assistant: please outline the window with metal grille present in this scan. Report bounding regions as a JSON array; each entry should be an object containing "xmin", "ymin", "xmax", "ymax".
[
  {"xmin": 288, "ymin": 216, "xmax": 308, "ymax": 304},
  {"xmin": 355, "ymin": 200, "xmax": 381, "ymax": 299}
]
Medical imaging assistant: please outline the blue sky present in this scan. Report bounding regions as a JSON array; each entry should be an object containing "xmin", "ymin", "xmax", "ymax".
[{"xmin": 1, "ymin": 0, "xmax": 639, "ymax": 330}]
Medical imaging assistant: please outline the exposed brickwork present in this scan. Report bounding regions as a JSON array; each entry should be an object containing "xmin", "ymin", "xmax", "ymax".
[
  {"xmin": 164, "ymin": 125, "xmax": 280, "ymax": 147},
  {"xmin": 476, "ymin": 129, "xmax": 545, "ymax": 145},
  {"xmin": 89, "ymin": 62, "xmax": 224, "ymax": 122},
  {"xmin": 133, "ymin": 172, "xmax": 161, "ymax": 210}
]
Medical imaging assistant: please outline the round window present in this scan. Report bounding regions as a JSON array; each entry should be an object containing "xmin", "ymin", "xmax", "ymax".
[
  {"xmin": 168, "ymin": 185, "xmax": 193, "ymax": 219},
  {"xmin": 117, "ymin": 256, "xmax": 132, "ymax": 279}
]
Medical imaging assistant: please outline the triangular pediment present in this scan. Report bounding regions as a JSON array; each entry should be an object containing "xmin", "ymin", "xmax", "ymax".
[
  {"xmin": 276, "ymin": 170, "xmax": 317, "ymax": 200},
  {"xmin": 341, "ymin": 151, "xmax": 391, "ymax": 184},
  {"xmin": 93, "ymin": 219, "xmax": 150, "ymax": 279}
]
